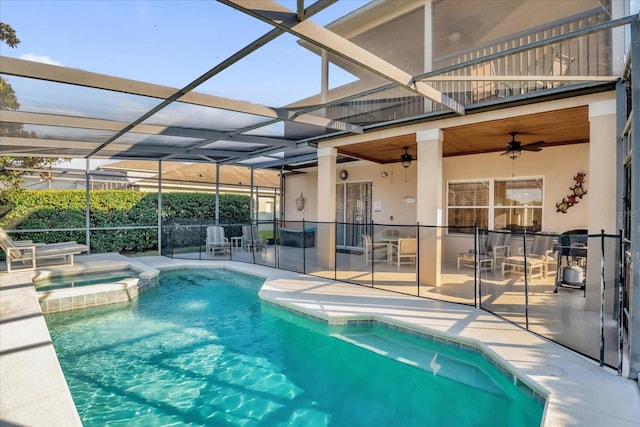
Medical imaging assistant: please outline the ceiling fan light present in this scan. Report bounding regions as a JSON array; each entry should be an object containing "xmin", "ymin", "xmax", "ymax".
[
  {"xmin": 401, "ymin": 146, "xmax": 413, "ymax": 169},
  {"xmin": 507, "ymin": 148, "xmax": 522, "ymax": 160}
]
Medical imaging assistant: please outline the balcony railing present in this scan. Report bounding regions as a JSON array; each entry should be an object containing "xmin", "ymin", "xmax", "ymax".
[{"xmin": 326, "ymin": 8, "xmax": 623, "ymax": 125}]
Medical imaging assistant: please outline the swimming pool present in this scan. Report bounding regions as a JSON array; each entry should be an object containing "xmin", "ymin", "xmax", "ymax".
[{"xmin": 46, "ymin": 268, "xmax": 544, "ymax": 426}]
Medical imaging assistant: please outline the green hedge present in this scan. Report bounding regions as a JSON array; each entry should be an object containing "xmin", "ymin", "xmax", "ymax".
[{"xmin": 0, "ymin": 190, "xmax": 251, "ymax": 255}]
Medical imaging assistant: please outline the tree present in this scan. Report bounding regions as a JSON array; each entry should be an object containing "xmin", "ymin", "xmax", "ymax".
[
  {"xmin": 0, "ymin": 22, "xmax": 20, "ymax": 47},
  {"xmin": 0, "ymin": 22, "xmax": 66, "ymax": 196}
]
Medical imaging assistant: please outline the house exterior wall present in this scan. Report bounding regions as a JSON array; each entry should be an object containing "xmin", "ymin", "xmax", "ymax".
[
  {"xmin": 284, "ymin": 171, "xmax": 318, "ymax": 222},
  {"xmin": 285, "ymin": 143, "xmax": 589, "ymax": 245},
  {"xmin": 441, "ymin": 144, "xmax": 590, "ymax": 265},
  {"xmin": 283, "ymin": 161, "xmax": 418, "ymax": 225}
]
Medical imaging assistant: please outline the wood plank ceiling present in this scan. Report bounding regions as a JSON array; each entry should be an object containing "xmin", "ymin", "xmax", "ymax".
[{"xmin": 337, "ymin": 106, "xmax": 589, "ymax": 163}]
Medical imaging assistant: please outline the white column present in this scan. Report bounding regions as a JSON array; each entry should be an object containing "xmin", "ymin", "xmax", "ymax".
[
  {"xmin": 416, "ymin": 128, "xmax": 443, "ymax": 287},
  {"xmin": 317, "ymin": 146, "xmax": 337, "ymax": 268},
  {"xmin": 585, "ymin": 99, "xmax": 617, "ymax": 311}
]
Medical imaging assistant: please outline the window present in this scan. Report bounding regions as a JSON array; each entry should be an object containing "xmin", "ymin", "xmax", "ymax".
[
  {"xmin": 447, "ymin": 177, "xmax": 543, "ymax": 232},
  {"xmin": 494, "ymin": 178, "xmax": 543, "ymax": 232},
  {"xmin": 447, "ymin": 181, "xmax": 489, "ymax": 231}
]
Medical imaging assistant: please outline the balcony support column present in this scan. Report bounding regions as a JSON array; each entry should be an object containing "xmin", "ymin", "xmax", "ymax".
[
  {"xmin": 416, "ymin": 128, "xmax": 443, "ymax": 287},
  {"xmin": 586, "ymin": 99, "xmax": 617, "ymax": 313},
  {"xmin": 317, "ymin": 147, "xmax": 337, "ymax": 269}
]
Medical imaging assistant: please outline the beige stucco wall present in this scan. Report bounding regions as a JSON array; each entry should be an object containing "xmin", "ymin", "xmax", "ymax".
[
  {"xmin": 284, "ymin": 170, "xmax": 318, "ymax": 222},
  {"xmin": 442, "ymin": 143, "xmax": 590, "ymax": 265},
  {"xmin": 283, "ymin": 161, "xmax": 418, "ymax": 225}
]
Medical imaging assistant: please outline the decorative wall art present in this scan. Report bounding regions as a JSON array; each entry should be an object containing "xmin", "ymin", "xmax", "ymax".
[{"xmin": 555, "ymin": 172, "xmax": 588, "ymax": 213}]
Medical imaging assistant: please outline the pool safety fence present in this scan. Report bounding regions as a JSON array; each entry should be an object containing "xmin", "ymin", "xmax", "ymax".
[
  {"xmin": 162, "ymin": 219, "xmax": 626, "ymax": 371},
  {"xmin": 5, "ymin": 220, "xmax": 625, "ymax": 372}
]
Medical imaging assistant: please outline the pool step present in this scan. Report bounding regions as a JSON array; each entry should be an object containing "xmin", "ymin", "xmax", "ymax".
[{"xmin": 332, "ymin": 331, "xmax": 507, "ymax": 397}]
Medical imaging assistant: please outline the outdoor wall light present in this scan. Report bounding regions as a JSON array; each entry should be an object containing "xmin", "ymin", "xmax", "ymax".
[{"xmin": 295, "ymin": 192, "xmax": 306, "ymax": 211}]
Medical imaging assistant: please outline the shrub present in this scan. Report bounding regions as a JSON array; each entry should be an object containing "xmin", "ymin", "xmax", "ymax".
[{"xmin": 0, "ymin": 190, "xmax": 251, "ymax": 256}]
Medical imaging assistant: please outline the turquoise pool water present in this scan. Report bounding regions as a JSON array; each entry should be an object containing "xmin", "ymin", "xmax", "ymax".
[{"xmin": 46, "ymin": 268, "xmax": 544, "ymax": 426}]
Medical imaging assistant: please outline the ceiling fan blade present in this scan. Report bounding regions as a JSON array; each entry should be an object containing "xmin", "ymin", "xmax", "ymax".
[{"xmin": 521, "ymin": 141, "xmax": 545, "ymax": 151}]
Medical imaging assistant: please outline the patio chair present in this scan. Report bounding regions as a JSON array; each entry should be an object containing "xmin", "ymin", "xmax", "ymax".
[
  {"xmin": 469, "ymin": 62, "xmax": 513, "ymax": 103},
  {"xmin": 391, "ymin": 237, "xmax": 417, "ymax": 270},
  {"xmin": 242, "ymin": 225, "xmax": 266, "ymax": 252},
  {"xmin": 0, "ymin": 227, "xmax": 89, "ymax": 272},
  {"xmin": 470, "ymin": 62, "xmax": 496, "ymax": 103},
  {"xmin": 526, "ymin": 52, "xmax": 575, "ymax": 92},
  {"xmin": 205, "ymin": 226, "xmax": 231, "ymax": 255},
  {"xmin": 457, "ymin": 231, "xmax": 510, "ymax": 272},
  {"xmin": 501, "ymin": 233, "xmax": 557, "ymax": 279},
  {"xmin": 363, "ymin": 234, "xmax": 390, "ymax": 264}
]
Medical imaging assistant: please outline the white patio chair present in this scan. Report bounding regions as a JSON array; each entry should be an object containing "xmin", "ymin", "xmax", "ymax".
[
  {"xmin": 363, "ymin": 234, "xmax": 390, "ymax": 264},
  {"xmin": 242, "ymin": 225, "xmax": 266, "ymax": 252},
  {"xmin": 392, "ymin": 237, "xmax": 417, "ymax": 270},
  {"xmin": 205, "ymin": 226, "xmax": 231, "ymax": 255}
]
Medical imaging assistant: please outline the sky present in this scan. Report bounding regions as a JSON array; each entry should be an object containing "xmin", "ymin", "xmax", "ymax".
[
  {"xmin": 0, "ymin": 1, "xmax": 369, "ymax": 105},
  {"xmin": 0, "ymin": 0, "xmax": 369, "ymax": 169}
]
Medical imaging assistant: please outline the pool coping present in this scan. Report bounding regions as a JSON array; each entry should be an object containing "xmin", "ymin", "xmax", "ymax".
[{"xmin": 1, "ymin": 255, "xmax": 639, "ymax": 426}]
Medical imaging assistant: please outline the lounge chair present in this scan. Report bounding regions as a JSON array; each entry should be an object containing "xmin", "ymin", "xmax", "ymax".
[
  {"xmin": 242, "ymin": 225, "xmax": 266, "ymax": 252},
  {"xmin": 205, "ymin": 226, "xmax": 231, "ymax": 255},
  {"xmin": 0, "ymin": 227, "xmax": 89, "ymax": 272},
  {"xmin": 502, "ymin": 233, "xmax": 557, "ymax": 279},
  {"xmin": 363, "ymin": 234, "xmax": 390, "ymax": 264},
  {"xmin": 391, "ymin": 237, "xmax": 417, "ymax": 270}
]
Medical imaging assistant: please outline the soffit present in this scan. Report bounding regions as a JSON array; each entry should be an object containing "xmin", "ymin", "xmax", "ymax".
[{"xmin": 336, "ymin": 106, "xmax": 589, "ymax": 163}]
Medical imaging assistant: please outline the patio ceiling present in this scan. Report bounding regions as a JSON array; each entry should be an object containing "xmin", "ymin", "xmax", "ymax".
[
  {"xmin": 0, "ymin": 0, "xmax": 623, "ymax": 171},
  {"xmin": 337, "ymin": 106, "xmax": 589, "ymax": 163}
]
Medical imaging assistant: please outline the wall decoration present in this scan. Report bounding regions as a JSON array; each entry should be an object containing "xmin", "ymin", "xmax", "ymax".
[{"xmin": 555, "ymin": 172, "xmax": 587, "ymax": 213}]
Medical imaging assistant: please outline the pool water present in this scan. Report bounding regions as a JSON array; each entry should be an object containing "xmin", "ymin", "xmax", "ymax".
[
  {"xmin": 34, "ymin": 269, "xmax": 138, "ymax": 291},
  {"xmin": 46, "ymin": 268, "xmax": 544, "ymax": 427}
]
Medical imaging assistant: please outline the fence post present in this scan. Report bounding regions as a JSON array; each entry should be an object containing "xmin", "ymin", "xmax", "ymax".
[
  {"xmin": 522, "ymin": 229, "xmax": 529, "ymax": 330},
  {"xmin": 474, "ymin": 224, "xmax": 479, "ymax": 308},
  {"xmin": 273, "ymin": 217, "xmax": 278, "ymax": 269},
  {"xmin": 371, "ymin": 221, "xmax": 375, "ymax": 288},
  {"xmin": 416, "ymin": 222, "xmax": 420, "ymax": 296},
  {"xmin": 302, "ymin": 218, "xmax": 306, "ymax": 274},
  {"xmin": 334, "ymin": 220, "xmax": 338, "ymax": 281},
  {"xmin": 198, "ymin": 217, "xmax": 203, "ymax": 261},
  {"xmin": 618, "ymin": 229, "xmax": 624, "ymax": 375},
  {"xmin": 250, "ymin": 221, "xmax": 256, "ymax": 264},
  {"xmin": 599, "ymin": 229, "xmax": 606, "ymax": 367}
]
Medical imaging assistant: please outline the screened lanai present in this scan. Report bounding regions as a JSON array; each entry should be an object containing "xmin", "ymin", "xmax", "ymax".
[
  {"xmin": 0, "ymin": 0, "xmax": 633, "ymax": 166},
  {"xmin": 1, "ymin": 0, "xmax": 640, "ymax": 378}
]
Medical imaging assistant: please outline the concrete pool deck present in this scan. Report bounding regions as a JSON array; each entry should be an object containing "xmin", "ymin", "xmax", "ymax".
[{"xmin": 1, "ymin": 254, "xmax": 639, "ymax": 426}]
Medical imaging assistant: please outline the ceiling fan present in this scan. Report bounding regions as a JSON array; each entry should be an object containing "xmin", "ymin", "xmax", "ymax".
[{"xmin": 500, "ymin": 132, "xmax": 545, "ymax": 160}]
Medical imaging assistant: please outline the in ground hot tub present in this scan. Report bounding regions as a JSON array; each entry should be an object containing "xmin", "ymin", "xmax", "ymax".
[{"xmin": 34, "ymin": 267, "xmax": 158, "ymax": 314}]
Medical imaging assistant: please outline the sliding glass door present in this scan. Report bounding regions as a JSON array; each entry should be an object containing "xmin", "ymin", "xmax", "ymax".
[{"xmin": 336, "ymin": 181, "xmax": 372, "ymax": 249}]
